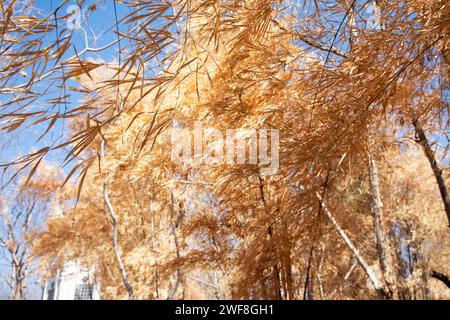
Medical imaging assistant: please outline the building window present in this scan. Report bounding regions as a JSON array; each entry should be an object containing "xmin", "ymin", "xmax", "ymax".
[{"xmin": 74, "ymin": 284, "xmax": 93, "ymax": 300}]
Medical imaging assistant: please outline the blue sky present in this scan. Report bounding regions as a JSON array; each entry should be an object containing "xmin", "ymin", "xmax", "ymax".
[{"xmin": 1, "ymin": 1, "xmax": 130, "ymax": 169}]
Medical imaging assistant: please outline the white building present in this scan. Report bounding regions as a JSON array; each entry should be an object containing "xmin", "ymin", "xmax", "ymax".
[
  {"xmin": 42, "ymin": 197, "xmax": 100, "ymax": 300},
  {"xmin": 42, "ymin": 261, "xmax": 100, "ymax": 300}
]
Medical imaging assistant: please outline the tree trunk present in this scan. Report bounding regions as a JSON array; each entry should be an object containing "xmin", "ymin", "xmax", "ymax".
[
  {"xmin": 282, "ymin": 219, "xmax": 294, "ymax": 299},
  {"xmin": 368, "ymin": 150, "xmax": 397, "ymax": 298},
  {"xmin": 167, "ymin": 191, "xmax": 182, "ymax": 300},
  {"xmin": 316, "ymin": 192, "xmax": 388, "ymax": 298},
  {"xmin": 303, "ymin": 244, "xmax": 315, "ymax": 300},
  {"xmin": 413, "ymin": 118, "xmax": 450, "ymax": 227},
  {"xmin": 10, "ymin": 250, "xmax": 24, "ymax": 300},
  {"xmin": 258, "ymin": 174, "xmax": 282, "ymax": 300},
  {"xmin": 101, "ymin": 141, "xmax": 134, "ymax": 300},
  {"xmin": 12, "ymin": 265, "xmax": 23, "ymax": 300}
]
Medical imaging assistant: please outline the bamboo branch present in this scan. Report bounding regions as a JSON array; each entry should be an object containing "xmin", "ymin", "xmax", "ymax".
[
  {"xmin": 431, "ymin": 270, "xmax": 450, "ymax": 289},
  {"xmin": 185, "ymin": 276, "xmax": 219, "ymax": 290},
  {"xmin": 326, "ymin": 260, "xmax": 358, "ymax": 299}
]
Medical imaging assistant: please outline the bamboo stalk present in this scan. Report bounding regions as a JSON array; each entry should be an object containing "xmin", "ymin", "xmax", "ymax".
[
  {"xmin": 316, "ymin": 192, "xmax": 387, "ymax": 298},
  {"xmin": 413, "ymin": 118, "xmax": 450, "ymax": 227},
  {"xmin": 101, "ymin": 141, "xmax": 134, "ymax": 300}
]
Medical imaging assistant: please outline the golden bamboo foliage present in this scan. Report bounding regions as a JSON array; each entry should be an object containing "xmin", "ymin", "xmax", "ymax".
[{"xmin": 0, "ymin": 0, "xmax": 448, "ymax": 299}]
